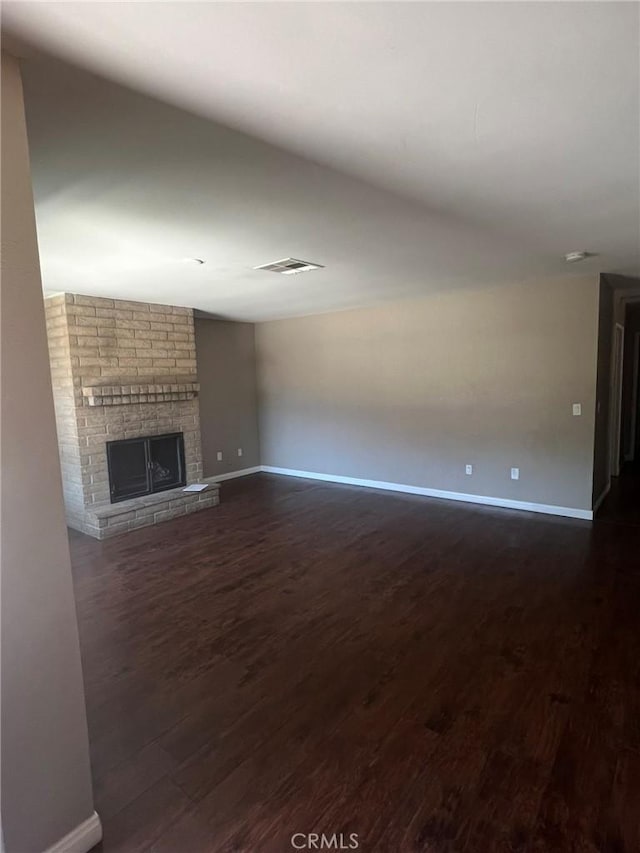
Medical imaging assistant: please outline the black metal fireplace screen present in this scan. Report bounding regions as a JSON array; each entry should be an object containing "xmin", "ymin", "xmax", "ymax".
[{"xmin": 106, "ymin": 432, "xmax": 186, "ymax": 503}]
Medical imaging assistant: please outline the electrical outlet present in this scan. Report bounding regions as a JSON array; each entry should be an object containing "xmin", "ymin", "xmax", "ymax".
[
  {"xmin": 238, "ymin": 448, "xmax": 243, "ymax": 457},
  {"xmin": 465, "ymin": 464, "xmax": 473, "ymax": 476},
  {"xmin": 216, "ymin": 451, "xmax": 223, "ymax": 462},
  {"xmin": 511, "ymin": 467, "xmax": 520, "ymax": 480},
  {"xmin": 572, "ymin": 403, "xmax": 582, "ymax": 416}
]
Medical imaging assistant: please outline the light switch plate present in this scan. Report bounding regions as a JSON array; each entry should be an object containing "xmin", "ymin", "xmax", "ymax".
[
  {"xmin": 216, "ymin": 451, "xmax": 223, "ymax": 461},
  {"xmin": 511, "ymin": 467, "xmax": 520, "ymax": 480},
  {"xmin": 237, "ymin": 448, "xmax": 243, "ymax": 457},
  {"xmin": 572, "ymin": 403, "xmax": 582, "ymax": 416},
  {"xmin": 465, "ymin": 464, "xmax": 473, "ymax": 476}
]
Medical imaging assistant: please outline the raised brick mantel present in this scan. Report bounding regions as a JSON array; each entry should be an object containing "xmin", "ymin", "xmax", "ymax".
[
  {"xmin": 81, "ymin": 379, "xmax": 200, "ymax": 406},
  {"xmin": 44, "ymin": 293, "xmax": 218, "ymax": 538}
]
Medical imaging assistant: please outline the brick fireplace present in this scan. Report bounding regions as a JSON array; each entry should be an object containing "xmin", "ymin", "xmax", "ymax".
[{"xmin": 44, "ymin": 293, "xmax": 219, "ymax": 538}]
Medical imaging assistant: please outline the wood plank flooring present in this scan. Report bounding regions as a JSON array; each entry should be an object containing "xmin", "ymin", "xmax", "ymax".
[{"xmin": 69, "ymin": 473, "xmax": 640, "ymax": 852}]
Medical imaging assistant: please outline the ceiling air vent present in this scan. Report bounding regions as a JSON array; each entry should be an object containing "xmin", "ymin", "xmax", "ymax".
[{"xmin": 253, "ymin": 258, "xmax": 324, "ymax": 275}]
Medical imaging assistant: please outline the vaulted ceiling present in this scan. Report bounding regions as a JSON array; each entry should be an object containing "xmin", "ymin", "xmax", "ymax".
[{"xmin": 3, "ymin": 2, "xmax": 639, "ymax": 320}]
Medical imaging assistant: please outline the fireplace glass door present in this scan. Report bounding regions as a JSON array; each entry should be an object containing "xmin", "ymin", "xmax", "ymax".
[{"xmin": 107, "ymin": 432, "xmax": 186, "ymax": 502}]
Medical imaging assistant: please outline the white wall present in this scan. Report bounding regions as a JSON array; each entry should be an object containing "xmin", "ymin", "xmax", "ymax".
[{"xmin": 1, "ymin": 53, "xmax": 99, "ymax": 853}]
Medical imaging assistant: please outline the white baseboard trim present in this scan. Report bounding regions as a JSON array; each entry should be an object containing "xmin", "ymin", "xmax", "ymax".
[
  {"xmin": 207, "ymin": 466, "xmax": 262, "ymax": 483},
  {"xmin": 44, "ymin": 811, "xmax": 102, "ymax": 853},
  {"xmin": 592, "ymin": 481, "xmax": 611, "ymax": 514},
  {"xmin": 260, "ymin": 466, "xmax": 593, "ymax": 521}
]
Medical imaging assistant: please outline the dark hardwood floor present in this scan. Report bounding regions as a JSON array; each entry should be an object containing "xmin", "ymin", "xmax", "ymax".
[{"xmin": 69, "ymin": 474, "xmax": 640, "ymax": 852}]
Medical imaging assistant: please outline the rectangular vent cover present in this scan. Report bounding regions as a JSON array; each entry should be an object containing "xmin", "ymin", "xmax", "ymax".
[{"xmin": 253, "ymin": 257, "xmax": 323, "ymax": 275}]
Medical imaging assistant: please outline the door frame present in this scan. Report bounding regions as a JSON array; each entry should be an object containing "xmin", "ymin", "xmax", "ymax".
[
  {"xmin": 627, "ymin": 330, "xmax": 640, "ymax": 462},
  {"xmin": 609, "ymin": 322, "xmax": 625, "ymax": 477}
]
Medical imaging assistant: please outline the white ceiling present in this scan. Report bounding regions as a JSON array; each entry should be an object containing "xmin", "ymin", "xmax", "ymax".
[{"xmin": 3, "ymin": 1, "xmax": 639, "ymax": 321}]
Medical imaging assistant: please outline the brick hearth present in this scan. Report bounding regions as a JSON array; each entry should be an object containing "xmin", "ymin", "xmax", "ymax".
[{"xmin": 44, "ymin": 293, "xmax": 219, "ymax": 538}]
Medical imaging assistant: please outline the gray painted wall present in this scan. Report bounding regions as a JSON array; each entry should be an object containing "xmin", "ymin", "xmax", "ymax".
[
  {"xmin": 256, "ymin": 275, "xmax": 600, "ymax": 511},
  {"xmin": 1, "ymin": 53, "xmax": 96, "ymax": 853},
  {"xmin": 592, "ymin": 276, "xmax": 614, "ymax": 502},
  {"xmin": 195, "ymin": 318, "xmax": 260, "ymax": 476}
]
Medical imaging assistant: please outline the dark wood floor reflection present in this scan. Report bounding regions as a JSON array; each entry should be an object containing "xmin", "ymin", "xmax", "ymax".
[{"xmin": 70, "ymin": 474, "xmax": 640, "ymax": 852}]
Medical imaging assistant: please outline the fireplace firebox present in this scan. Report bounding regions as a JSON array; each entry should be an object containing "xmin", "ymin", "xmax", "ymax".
[{"xmin": 106, "ymin": 432, "xmax": 186, "ymax": 503}]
